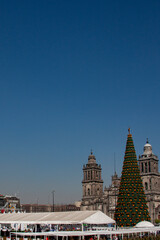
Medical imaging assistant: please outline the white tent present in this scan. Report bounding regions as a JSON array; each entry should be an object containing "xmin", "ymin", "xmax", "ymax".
[
  {"xmin": 10, "ymin": 227, "xmax": 160, "ymax": 238},
  {"xmin": 135, "ymin": 221, "xmax": 154, "ymax": 228},
  {"xmin": 0, "ymin": 210, "xmax": 115, "ymax": 225}
]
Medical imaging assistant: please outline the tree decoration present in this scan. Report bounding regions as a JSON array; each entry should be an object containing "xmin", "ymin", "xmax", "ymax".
[{"xmin": 114, "ymin": 129, "xmax": 150, "ymax": 227}]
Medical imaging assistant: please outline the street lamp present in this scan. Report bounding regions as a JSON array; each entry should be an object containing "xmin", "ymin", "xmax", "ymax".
[{"xmin": 52, "ymin": 191, "xmax": 55, "ymax": 212}]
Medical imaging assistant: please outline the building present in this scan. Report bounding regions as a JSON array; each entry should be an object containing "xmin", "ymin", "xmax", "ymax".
[
  {"xmin": 0, "ymin": 195, "xmax": 21, "ymax": 213},
  {"xmin": 81, "ymin": 151, "xmax": 120, "ymax": 218},
  {"xmin": 103, "ymin": 172, "xmax": 120, "ymax": 219},
  {"xmin": 81, "ymin": 141, "xmax": 160, "ymax": 223},
  {"xmin": 138, "ymin": 140, "xmax": 160, "ymax": 222},
  {"xmin": 81, "ymin": 151, "xmax": 104, "ymax": 211},
  {"xmin": 22, "ymin": 203, "xmax": 80, "ymax": 213}
]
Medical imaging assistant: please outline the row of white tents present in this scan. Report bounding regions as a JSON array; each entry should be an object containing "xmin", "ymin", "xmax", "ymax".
[
  {"xmin": 0, "ymin": 210, "xmax": 115, "ymax": 225},
  {"xmin": 0, "ymin": 211, "xmax": 159, "ymax": 239}
]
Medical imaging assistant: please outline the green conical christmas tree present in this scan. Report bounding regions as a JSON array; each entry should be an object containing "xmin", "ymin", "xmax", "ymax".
[{"xmin": 115, "ymin": 129, "xmax": 150, "ymax": 227}]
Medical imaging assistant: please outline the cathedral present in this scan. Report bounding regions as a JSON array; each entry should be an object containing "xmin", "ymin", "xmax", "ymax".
[{"xmin": 80, "ymin": 141, "xmax": 160, "ymax": 223}]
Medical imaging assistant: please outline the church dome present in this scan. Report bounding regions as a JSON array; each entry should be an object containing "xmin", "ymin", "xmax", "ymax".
[
  {"xmin": 88, "ymin": 151, "xmax": 96, "ymax": 163},
  {"xmin": 143, "ymin": 139, "xmax": 153, "ymax": 156}
]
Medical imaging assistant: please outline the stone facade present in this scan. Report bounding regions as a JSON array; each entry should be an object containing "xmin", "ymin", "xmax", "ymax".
[
  {"xmin": 22, "ymin": 203, "xmax": 80, "ymax": 213},
  {"xmin": 81, "ymin": 151, "xmax": 103, "ymax": 211},
  {"xmin": 81, "ymin": 142, "xmax": 160, "ymax": 223},
  {"xmin": 0, "ymin": 195, "xmax": 21, "ymax": 213},
  {"xmin": 138, "ymin": 140, "xmax": 160, "ymax": 222},
  {"xmin": 81, "ymin": 151, "xmax": 120, "ymax": 217},
  {"xmin": 103, "ymin": 173, "xmax": 120, "ymax": 219}
]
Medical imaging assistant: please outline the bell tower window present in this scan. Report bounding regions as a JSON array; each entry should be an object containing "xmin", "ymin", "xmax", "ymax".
[
  {"xmin": 149, "ymin": 162, "xmax": 151, "ymax": 172},
  {"xmin": 88, "ymin": 171, "xmax": 90, "ymax": 180},
  {"xmin": 145, "ymin": 182, "xmax": 148, "ymax": 190},
  {"xmin": 88, "ymin": 188, "xmax": 90, "ymax": 195},
  {"xmin": 150, "ymin": 178, "xmax": 152, "ymax": 190},
  {"xmin": 145, "ymin": 162, "xmax": 147, "ymax": 173}
]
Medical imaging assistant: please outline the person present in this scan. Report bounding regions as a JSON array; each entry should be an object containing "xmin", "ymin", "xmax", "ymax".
[{"xmin": 114, "ymin": 235, "xmax": 118, "ymax": 240}]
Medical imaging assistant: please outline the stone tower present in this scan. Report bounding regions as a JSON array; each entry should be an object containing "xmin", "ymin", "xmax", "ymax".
[
  {"xmin": 138, "ymin": 139, "xmax": 160, "ymax": 223},
  {"xmin": 103, "ymin": 172, "xmax": 120, "ymax": 219},
  {"xmin": 81, "ymin": 151, "xmax": 103, "ymax": 211}
]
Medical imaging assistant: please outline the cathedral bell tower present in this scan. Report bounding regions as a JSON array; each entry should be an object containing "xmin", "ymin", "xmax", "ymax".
[
  {"xmin": 138, "ymin": 139, "xmax": 159, "ymax": 187},
  {"xmin": 138, "ymin": 139, "xmax": 160, "ymax": 223},
  {"xmin": 81, "ymin": 151, "xmax": 103, "ymax": 211}
]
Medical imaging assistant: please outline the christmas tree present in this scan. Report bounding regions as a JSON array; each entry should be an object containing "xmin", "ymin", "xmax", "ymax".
[{"xmin": 115, "ymin": 129, "xmax": 150, "ymax": 227}]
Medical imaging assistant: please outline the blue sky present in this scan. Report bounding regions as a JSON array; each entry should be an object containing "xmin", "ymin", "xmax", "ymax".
[{"xmin": 0, "ymin": 0, "xmax": 160, "ymax": 204}]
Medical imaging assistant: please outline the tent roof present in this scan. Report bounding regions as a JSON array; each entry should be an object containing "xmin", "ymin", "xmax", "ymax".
[
  {"xmin": 0, "ymin": 211, "xmax": 115, "ymax": 225},
  {"xmin": 11, "ymin": 226, "xmax": 160, "ymax": 237},
  {"xmin": 135, "ymin": 221, "xmax": 154, "ymax": 228}
]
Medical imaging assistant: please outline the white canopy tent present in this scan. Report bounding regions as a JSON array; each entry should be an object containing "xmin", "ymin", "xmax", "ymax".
[
  {"xmin": 2, "ymin": 211, "xmax": 160, "ymax": 239},
  {"xmin": 10, "ymin": 227, "xmax": 160, "ymax": 238},
  {"xmin": 135, "ymin": 220, "xmax": 154, "ymax": 228},
  {"xmin": 0, "ymin": 211, "xmax": 115, "ymax": 225}
]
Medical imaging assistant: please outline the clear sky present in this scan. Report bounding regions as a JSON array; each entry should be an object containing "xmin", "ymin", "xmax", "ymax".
[{"xmin": 0, "ymin": 0, "xmax": 160, "ymax": 205}]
